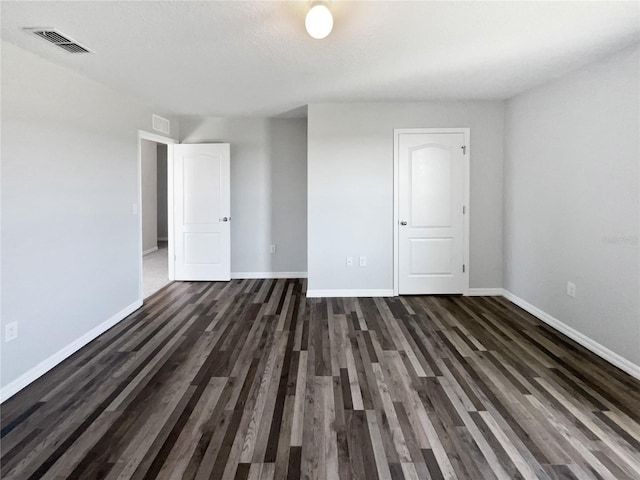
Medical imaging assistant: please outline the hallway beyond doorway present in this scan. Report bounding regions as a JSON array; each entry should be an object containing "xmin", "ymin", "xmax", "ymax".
[{"xmin": 143, "ymin": 241, "xmax": 170, "ymax": 298}]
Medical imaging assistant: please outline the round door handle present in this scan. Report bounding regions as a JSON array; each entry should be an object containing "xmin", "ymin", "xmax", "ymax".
[
  {"xmin": 221, "ymin": 217, "xmax": 229, "ymax": 222},
  {"xmin": 400, "ymin": 221, "xmax": 407, "ymax": 226}
]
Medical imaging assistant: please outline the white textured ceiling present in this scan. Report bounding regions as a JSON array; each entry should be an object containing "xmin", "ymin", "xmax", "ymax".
[{"xmin": 2, "ymin": 1, "xmax": 639, "ymax": 117}]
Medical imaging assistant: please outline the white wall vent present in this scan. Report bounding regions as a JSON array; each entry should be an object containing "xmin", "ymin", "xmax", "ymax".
[
  {"xmin": 24, "ymin": 28, "xmax": 92, "ymax": 54},
  {"xmin": 152, "ymin": 115, "xmax": 171, "ymax": 135}
]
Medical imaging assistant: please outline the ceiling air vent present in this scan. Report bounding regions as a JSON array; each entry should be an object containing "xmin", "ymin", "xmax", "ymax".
[
  {"xmin": 24, "ymin": 28, "xmax": 92, "ymax": 54},
  {"xmin": 152, "ymin": 115, "xmax": 171, "ymax": 135}
]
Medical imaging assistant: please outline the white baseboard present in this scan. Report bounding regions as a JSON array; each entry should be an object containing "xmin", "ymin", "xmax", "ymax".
[
  {"xmin": 306, "ymin": 289, "xmax": 394, "ymax": 298},
  {"xmin": 0, "ymin": 300, "xmax": 143, "ymax": 403},
  {"xmin": 231, "ymin": 272, "xmax": 307, "ymax": 280},
  {"xmin": 468, "ymin": 288, "xmax": 503, "ymax": 296},
  {"xmin": 143, "ymin": 246, "xmax": 158, "ymax": 256},
  {"xmin": 502, "ymin": 290, "xmax": 640, "ymax": 381}
]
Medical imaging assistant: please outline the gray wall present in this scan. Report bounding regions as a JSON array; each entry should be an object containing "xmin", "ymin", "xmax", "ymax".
[
  {"xmin": 180, "ymin": 117, "xmax": 307, "ymax": 274},
  {"xmin": 157, "ymin": 145, "xmax": 168, "ymax": 240},
  {"xmin": 141, "ymin": 139, "xmax": 158, "ymax": 252},
  {"xmin": 504, "ymin": 44, "xmax": 640, "ymax": 365},
  {"xmin": 307, "ymin": 102, "xmax": 505, "ymax": 291},
  {"xmin": 1, "ymin": 41, "xmax": 179, "ymax": 391}
]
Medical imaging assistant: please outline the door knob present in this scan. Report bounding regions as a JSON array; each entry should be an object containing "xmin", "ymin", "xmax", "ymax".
[
  {"xmin": 400, "ymin": 221, "xmax": 407, "ymax": 226},
  {"xmin": 221, "ymin": 217, "xmax": 229, "ymax": 222}
]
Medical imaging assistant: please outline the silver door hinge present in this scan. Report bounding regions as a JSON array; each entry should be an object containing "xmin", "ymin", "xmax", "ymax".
[
  {"xmin": 463, "ymin": 205, "xmax": 466, "ymax": 214},
  {"xmin": 462, "ymin": 264, "xmax": 466, "ymax": 273},
  {"xmin": 461, "ymin": 146, "xmax": 466, "ymax": 155}
]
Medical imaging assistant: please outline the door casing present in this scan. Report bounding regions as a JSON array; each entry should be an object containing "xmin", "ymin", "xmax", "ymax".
[
  {"xmin": 137, "ymin": 130, "xmax": 177, "ymax": 303},
  {"xmin": 393, "ymin": 128, "xmax": 470, "ymax": 296}
]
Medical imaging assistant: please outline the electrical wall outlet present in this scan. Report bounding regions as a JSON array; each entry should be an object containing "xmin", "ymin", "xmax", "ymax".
[
  {"xmin": 567, "ymin": 282, "xmax": 576, "ymax": 298},
  {"xmin": 359, "ymin": 256, "xmax": 367, "ymax": 267},
  {"xmin": 270, "ymin": 244, "xmax": 277, "ymax": 254},
  {"xmin": 5, "ymin": 322, "xmax": 18, "ymax": 342},
  {"xmin": 346, "ymin": 256, "xmax": 353, "ymax": 267},
  {"xmin": 131, "ymin": 203, "xmax": 138, "ymax": 215}
]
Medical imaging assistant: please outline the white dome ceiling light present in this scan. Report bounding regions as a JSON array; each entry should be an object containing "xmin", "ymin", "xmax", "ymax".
[{"xmin": 305, "ymin": 2, "xmax": 333, "ymax": 40}]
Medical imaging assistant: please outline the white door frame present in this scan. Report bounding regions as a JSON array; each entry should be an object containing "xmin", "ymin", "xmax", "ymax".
[
  {"xmin": 137, "ymin": 130, "xmax": 177, "ymax": 302},
  {"xmin": 393, "ymin": 128, "xmax": 471, "ymax": 296}
]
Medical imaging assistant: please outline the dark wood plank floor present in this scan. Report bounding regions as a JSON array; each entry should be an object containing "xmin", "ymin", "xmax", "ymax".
[{"xmin": 2, "ymin": 279, "xmax": 640, "ymax": 479}]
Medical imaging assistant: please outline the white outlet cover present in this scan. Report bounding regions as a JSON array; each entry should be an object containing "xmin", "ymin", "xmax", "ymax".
[
  {"xmin": 359, "ymin": 256, "xmax": 367, "ymax": 267},
  {"xmin": 346, "ymin": 256, "xmax": 353, "ymax": 266}
]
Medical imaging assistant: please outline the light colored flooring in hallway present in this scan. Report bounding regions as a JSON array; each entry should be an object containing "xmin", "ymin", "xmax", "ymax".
[
  {"xmin": 143, "ymin": 241, "xmax": 170, "ymax": 299},
  {"xmin": 2, "ymin": 279, "xmax": 640, "ymax": 479}
]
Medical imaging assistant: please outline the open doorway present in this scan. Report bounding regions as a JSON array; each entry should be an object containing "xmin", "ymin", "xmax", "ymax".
[
  {"xmin": 141, "ymin": 139, "xmax": 169, "ymax": 297},
  {"xmin": 138, "ymin": 131, "xmax": 176, "ymax": 301}
]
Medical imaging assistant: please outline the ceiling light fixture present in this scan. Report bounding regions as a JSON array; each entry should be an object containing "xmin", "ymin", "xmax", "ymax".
[{"xmin": 305, "ymin": 2, "xmax": 333, "ymax": 40}]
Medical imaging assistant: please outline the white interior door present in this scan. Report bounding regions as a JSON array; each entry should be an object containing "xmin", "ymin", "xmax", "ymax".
[
  {"xmin": 398, "ymin": 131, "xmax": 467, "ymax": 294},
  {"xmin": 174, "ymin": 143, "xmax": 230, "ymax": 281}
]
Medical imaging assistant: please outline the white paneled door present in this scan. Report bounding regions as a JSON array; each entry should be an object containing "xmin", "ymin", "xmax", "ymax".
[
  {"xmin": 397, "ymin": 131, "xmax": 468, "ymax": 294},
  {"xmin": 174, "ymin": 144, "xmax": 231, "ymax": 281}
]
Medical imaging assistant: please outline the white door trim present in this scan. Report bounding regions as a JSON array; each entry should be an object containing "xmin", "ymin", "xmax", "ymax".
[
  {"xmin": 393, "ymin": 128, "xmax": 470, "ymax": 296},
  {"xmin": 137, "ymin": 130, "xmax": 177, "ymax": 303}
]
